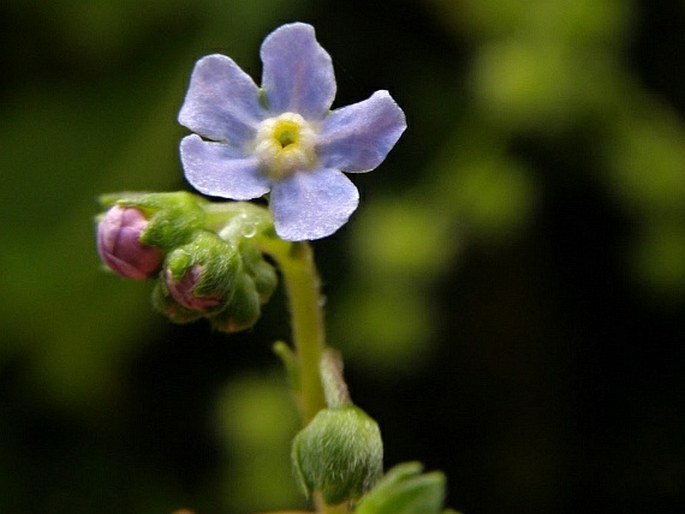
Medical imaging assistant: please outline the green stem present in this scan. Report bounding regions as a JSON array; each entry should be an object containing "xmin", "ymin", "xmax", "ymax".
[
  {"xmin": 262, "ymin": 240, "xmax": 354, "ymax": 514},
  {"xmin": 206, "ymin": 203, "xmax": 337, "ymax": 512},
  {"xmin": 203, "ymin": 201, "xmax": 327, "ymax": 424},
  {"xmin": 320, "ymin": 349, "xmax": 351, "ymax": 409},
  {"xmin": 260, "ymin": 239, "xmax": 327, "ymax": 425}
]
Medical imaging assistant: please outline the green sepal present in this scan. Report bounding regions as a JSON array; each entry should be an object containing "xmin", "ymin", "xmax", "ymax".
[
  {"xmin": 100, "ymin": 191, "xmax": 207, "ymax": 252},
  {"xmin": 209, "ymin": 271, "xmax": 261, "ymax": 333},
  {"xmin": 355, "ymin": 462, "xmax": 447, "ymax": 514},
  {"xmin": 209, "ymin": 233, "xmax": 277, "ymax": 333},
  {"xmin": 291, "ymin": 405, "xmax": 383, "ymax": 505},
  {"xmin": 165, "ymin": 230, "xmax": 240, "ymax": 309},
  {"xmin": 240, "ymin": 242, "xmax": 278, "ymax": 303}
]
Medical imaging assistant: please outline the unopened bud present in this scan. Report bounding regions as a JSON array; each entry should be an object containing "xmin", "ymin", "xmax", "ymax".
[
  {"xmin": 209, "ymin": 272, "xmax": 262, "ymax": 333},
  {"xmin": 239, "ymin": 243, "xmax": 279, "ymax": 304},
  {"xmin": 291, "ymin": 405, "xmax": 383, "ymax": 505},
  {"xmin": 166, "ymin": 264, "xmax": 222, "ymax": 311},
  {"xmin": 96, "ymin": 205, "xmax": 162, "ymax": 280},
  {"xmin": 207, "ymin": 238, "xmax": 277, "ymax": 333},
  {"xmin": 152, "ymin": 229, "xmax": 278, "ymax": 333},
  {"xmin": 98, "ymin": 191, "xmax": 207, "ymax": 250},
  {"xmin": 159, "ymin": 231, "xmax": 239, "ymax": 315}
]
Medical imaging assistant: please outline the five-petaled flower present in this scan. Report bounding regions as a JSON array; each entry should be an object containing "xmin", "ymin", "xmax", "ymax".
[{"xmin": 178, "ymin": 22, "xmax": 407, "ymax": 241}]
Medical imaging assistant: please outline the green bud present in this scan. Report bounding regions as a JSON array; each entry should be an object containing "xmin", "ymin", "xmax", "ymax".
[
  {"xmin": 100, "ymin": 191, "xmax": 207, "ymax": 252},
  {"xmin": 291, "ymin": 405, "xmax": 383, "ymax": 505},
  {"xmin": 238, "ymin": 243, "xmax": 278, "ymax": 304},
  {"xmin": 209, "ymin": 271, "xmax": 262, "ymax": 333},
  {"xmin": 152, "ymin": 230, "xmax": 238, "ymax": 324},
  {"xmin": 355, "ymin": 462, "xmax": 447, "ymax": 514},
  {"xmin": 150, "ymin": 227, "xmax": 277, "ymax": 333},
  {"xmin": 206, "ymin": 209, "xmax": 278, "ymax": 332},
  {"xmin": 164, "ymin": 231, "xmax": 240, "ymax": 312}
]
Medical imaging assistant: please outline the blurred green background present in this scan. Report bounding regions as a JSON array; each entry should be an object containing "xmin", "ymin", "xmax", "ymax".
[{"xmin": 1, "ymin": 0, "xmax": 684, "ymax": 513}]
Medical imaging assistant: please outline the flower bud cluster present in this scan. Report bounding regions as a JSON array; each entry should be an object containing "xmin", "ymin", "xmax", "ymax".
[
  {"xmin": 152, "ymin": 231, "xmax": 277, "ymax": 333},
  {"xmin": 96, "ymin": 192, "xmax": 277, "ymax": 332}
]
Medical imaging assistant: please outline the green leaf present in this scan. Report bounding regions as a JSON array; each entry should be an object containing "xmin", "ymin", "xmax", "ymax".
[{"xmin": 355, "ymin": 462, "xmax": 446, "ymax": 514}]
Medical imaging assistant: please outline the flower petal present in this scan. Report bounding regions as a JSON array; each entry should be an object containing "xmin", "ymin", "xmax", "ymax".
[
  {"xmin": 180, "ymin": 135, "xmax": 270, "ymax": 200},
  {"xmin": 178, "ymin": 54, "xmax": 263, "ymax": 144},
  {"xmin": 270, "ymin": 167, "xmax": 359, "ymax": 240},
  {"xmin": 260, "ymin": 23, "xmax": 336, "ymax": 120},
  {"xmin": 317, "ymin": 90, "xmax": 407, "ymax": 172}
]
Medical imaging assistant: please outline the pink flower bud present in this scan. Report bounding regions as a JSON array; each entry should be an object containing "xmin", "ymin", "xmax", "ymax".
[
  {"xmin": 165, "ymin": 265, "xmax": 222, "ymax": 311},
  {"xmin": 97, "ymin": 205, "xmax": 162, "ymax": 280}
]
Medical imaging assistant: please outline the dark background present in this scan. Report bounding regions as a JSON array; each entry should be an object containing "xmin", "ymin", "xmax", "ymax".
[{"xmin": 0, "ymin": 1, "xmax": 683, "ymax": 513}]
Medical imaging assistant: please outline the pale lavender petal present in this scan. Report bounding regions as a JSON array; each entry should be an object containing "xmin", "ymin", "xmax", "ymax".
[
  {"xmin": 260, "ymin": 23, "xmax": 336, "ymax": 120},
  {"xmin": 180, "ymin": 135, "xmax": 270, "ymax": 200},
  {"xmin": 270, "ymin": 167, "xmax": 359, "ymax": 241},
  {"xmin": 316, "ymin": 90, "xmax": 407, "ymax": 172},
  {"xmin": 178, "ymin": 54, "xmax": 263, "ymax": 144}
]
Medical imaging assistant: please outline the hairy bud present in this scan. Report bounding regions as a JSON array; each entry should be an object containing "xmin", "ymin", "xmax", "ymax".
[
  {"xmin": 291, "ymin": 405, "xmax": 383, "ymax": 505},
  {"xmin": 165, "ymin": 264, "xmax": 223, "ymax": 312},
  {"xmin": 152, "ymin": 229, "xmax": 277, "ymax": 333},
  {"xmin": 154, "ymin": 231, "xmax": 239, "ymax": 320}
]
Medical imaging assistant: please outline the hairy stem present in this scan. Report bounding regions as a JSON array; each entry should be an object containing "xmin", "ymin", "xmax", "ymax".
[{"xmin": 260, "ymin": 240, "xmax": 326, "ymax": 425}]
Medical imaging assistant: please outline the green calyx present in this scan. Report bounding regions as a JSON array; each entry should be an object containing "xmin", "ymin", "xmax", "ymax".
[
  {"xmin": 291, "ymin": 405, "xmax": 383, "ymax": 506},
  {"xmin": 99, "ymin": 191, "xmax": 207, "ymax": 252},
  {"xmin": 169, "ymin": 231, "xmax": 240, "ymax": 300},
  {"xmin": 152, "ymin": 228, "xmax": 277, "ymax": 333},
  {"xmin": 208, "ymin": 235, "xmax": 278, "ymax": 333}
]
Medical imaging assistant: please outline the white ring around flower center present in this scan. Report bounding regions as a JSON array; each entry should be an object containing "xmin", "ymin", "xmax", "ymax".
[{"xmin": 254, "ymin": 112, "xmax": 317, "ymax": 180}]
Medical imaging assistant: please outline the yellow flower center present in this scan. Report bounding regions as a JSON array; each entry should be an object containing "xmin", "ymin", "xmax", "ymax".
[{"xmin": 254, "ymin": 113, "xmax": 317, "ymax": 180}]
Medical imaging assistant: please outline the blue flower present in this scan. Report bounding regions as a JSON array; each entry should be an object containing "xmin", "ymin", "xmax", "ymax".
[{"xmin": 178, "ymin": 22, "xmax": 407, "ymax": 241}]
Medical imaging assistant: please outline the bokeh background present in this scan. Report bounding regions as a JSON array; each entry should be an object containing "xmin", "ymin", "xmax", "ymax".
[{"xmin": 1, "ymin": 0, "xmax": 684, "ymax": 513}]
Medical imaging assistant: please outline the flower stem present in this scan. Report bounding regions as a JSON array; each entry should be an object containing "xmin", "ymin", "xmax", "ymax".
[
  {"xmin": 204, "ymin": 202, "xmax": 327, "ymax": 423},
  {"xmin": 260, "ymin": 239, "xmax": 327, "ymax": 425},
  {"xmin": 262, "ymin": 240, "xmax": 354, "ymax": 514},
  {"xmin": 205, "ymin": 203, "xmax": 346, "ymax": 513}
]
